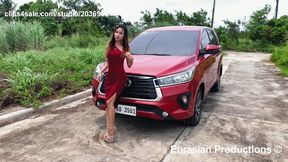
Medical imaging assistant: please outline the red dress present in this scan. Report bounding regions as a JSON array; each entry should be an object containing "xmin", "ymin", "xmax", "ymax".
[{"xmin": 104, "ymin": 47, "xmax": 127, "ymax": 102}]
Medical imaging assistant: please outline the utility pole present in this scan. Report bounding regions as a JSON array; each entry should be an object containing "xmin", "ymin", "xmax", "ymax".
[
  {"xmin": 275, "ymin": 0, "xmax": 279, "ymax": 19},
  {"xmin": 211, "ymin": 0, "xmax": 216, "ymax": 28}
]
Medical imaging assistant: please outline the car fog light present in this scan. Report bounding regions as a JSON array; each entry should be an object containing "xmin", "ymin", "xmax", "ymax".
[
  {"xmin": 178, "ymin": 92, "xmax": 192, "ymax": 110},
  {"xmin": 181, "ymin": 95, "xmax": 188, "ymax": 104},
  {"xmin": 96, "ymin": 101, "xmax": 101, "ymax": 107},
  {"xmin": 162, "ymin": 112, "xmax": 169, "ymax": 118}
]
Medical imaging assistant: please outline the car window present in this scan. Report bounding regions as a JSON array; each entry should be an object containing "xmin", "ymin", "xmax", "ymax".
[
  {"xmin": 129, "ymin": 31, "xmax": 159, "ymax": 55},
  {"xmin": 207, "ymin": 29, "xmax": 219, "ymax": 45},
  {"xmin": 201, "ymin": 30, "xmax": 209, "ymax": 49},
  {"xmin": 130, "ymin": 30, "xmax": 199, "ymax": 56}
]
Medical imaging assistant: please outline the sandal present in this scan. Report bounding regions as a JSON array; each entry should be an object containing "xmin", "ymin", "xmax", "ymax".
[
  {"xmin": 99, "ymin": 132, "xmax": 115, "ymax": 143},
  {"xmin": 99, "ymin": 126, "xmax": 117, "ymax": 143}
]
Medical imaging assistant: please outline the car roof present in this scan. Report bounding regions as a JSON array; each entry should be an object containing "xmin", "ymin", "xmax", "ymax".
[{"xmin": 146, "ymin": 26, "xmax": 209, "ymax": 32}]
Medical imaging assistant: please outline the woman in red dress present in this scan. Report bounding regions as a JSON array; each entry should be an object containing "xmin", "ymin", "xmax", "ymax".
[{"xmin": 97, "ymin": 25, "xmax": 133, "ymax": 143}]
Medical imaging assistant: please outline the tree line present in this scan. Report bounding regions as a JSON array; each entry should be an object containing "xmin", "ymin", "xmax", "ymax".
[{"xmin": 1, "ymin": 0, "xmax": 288, "ymax": 51}]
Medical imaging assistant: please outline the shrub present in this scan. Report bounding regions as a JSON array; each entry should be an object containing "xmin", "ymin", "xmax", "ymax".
[
  {"xmin": 5, "ymin": 22, "xmax": 29, "ymax": 52},
  {"xmin": 0, "ymin": 28, "xmax": 9, "ymax": 54},
  {"xmin": 26, "ymin": 22, "xmax": 46, "ymax": 50},
  {"xmin": 271, "ymin": 44, "xmax": 288, "ymax": 75},
  {"xmin": 5, "ymin": 67, "xmax": 58, "ymax": 107},
  {"xmin": 0, "ymin": 21, "xmax": 45, "ymax": 53}
]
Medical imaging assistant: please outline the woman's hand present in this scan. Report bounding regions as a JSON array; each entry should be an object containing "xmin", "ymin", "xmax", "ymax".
[
  {"xmin": 96, "ymin": 72, "xmax": 103, "ymax": 81},
  {"xmin": 124, "ymin": 52, "xmax": 134, "ymax": 68}
]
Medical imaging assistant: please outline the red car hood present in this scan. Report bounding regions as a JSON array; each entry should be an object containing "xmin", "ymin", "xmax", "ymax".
[{"xmin": 123, "ymin": 55, "xmax": 196, "ymax": 77}]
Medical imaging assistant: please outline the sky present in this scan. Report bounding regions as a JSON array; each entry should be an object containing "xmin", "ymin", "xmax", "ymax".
[{"xmin": 13, "ymin": 0, "xmax": 288, "ymax": 27}]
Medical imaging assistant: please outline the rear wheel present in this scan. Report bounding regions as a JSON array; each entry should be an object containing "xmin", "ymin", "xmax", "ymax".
[{"xmin": 183, "ymin": 89, "xmax": 203, "ymax": 126}]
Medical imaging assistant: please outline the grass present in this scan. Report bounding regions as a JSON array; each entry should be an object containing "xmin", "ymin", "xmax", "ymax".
[
  {"xmin": 0, "ymin": 21, "xmax": 45, "ymax": 53},
  {"xmin": 271, "ymin": 44, "xmax": 288, "ymax": 76},
  {"xmin": 45, "ymin": 34, "xmax": 108, "ymax": 49},
  {"xmin": 0, "ymin": 23, "xmax": 9, "ymax": 54},
  {"xmin": 221, "ymin": 38, "xmax": 276, "ymax": 53},
  {"xmin": 0, "ymin": 21, "xmax": 109, "ymax": 108},
  {"xmin": 0, "ymin": 46, "xmax": 106, "ymax": 108}
]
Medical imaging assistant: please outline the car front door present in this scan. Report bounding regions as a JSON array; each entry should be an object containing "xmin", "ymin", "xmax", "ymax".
[
  {"xmin": 197, "ymin": 29, "xmax": 215, "ymax": 95},
  {"xmin": 206, "ymin": 29, "xmax": 221, "ymax": 86}
]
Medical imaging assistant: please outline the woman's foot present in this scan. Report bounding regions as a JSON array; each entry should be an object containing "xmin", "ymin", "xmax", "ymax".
[
  {"xmin": 99, "ymin": 132, "xmax": 115, "ymax": 143},
  {"xmin": 99, "ymin": 126, "xmax": 117, "ymax": 143}
]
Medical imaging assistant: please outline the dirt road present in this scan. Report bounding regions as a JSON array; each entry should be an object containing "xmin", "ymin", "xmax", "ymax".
[{"xmin": 0, "ymin": 52, "xmax": 287, "ymax": 162}]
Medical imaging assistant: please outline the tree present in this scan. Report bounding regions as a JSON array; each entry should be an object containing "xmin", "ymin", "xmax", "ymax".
[
  {"xmin": 140, "ymin": 9, "xmax": 211, "ymax": 28},
  {"xmin": 153, "ymin": 8, "xmax": 176, "ymax": 26},
  {"xmin": 57, "ymin": 0, "xmax": 81, "ymax": 11},
  {"xmin": 190, "ymin": 9, "xmax": 211, "ymax": 26},
  {"xmin": 223, "ymin": 19, "xmax": 241, "ymax": 43},
  {"xmin": 56, "ymin": 0, "xmax": 103, "ymax": 36},
  {"xmin": 81, "ymin": 0, "xmax": 102, "ymax": 16},
  {"xmin": 267, "ymin": 15, "xmax": 288, "ymax": 44},
  {"xmin": 128, "ymin": 21, "xmax": 144, "ymax": 38},
  {"xmin": 175, "ymin": 10, "xmax": 190, "ymax": 25},
  {"xmin": 17, "ymin": 0, "xmax": 59, "ymax": 35},
  {"xmin": 140, "ymin": 10, "xmax": 153, "ymax": 27},
  {"xmin": 214, "ymin": 26, "xmax": 228, "ymax": 46},
  {"xmin": 246, "ymin": 5, "xmax": 288, "ymax": 44},
  {"xmin": 246, "ymin": 5, "xmax": 271, "ymax": 42},
  {"xmin": 0, "ymin": 0, "xmax": 16, "ymax": 22},
  {"xmin": 17, "ymin": 0, "xmax": 103, "ymax": 36},
  {"xmin": 98, "ymin": 15, "xmax": 123, "ymax": 35}
]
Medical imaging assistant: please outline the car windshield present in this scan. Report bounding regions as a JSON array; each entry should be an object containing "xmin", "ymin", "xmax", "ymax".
[{"xmin": 130, "ymin": 30, "xmax": 199, "ymax": 56}]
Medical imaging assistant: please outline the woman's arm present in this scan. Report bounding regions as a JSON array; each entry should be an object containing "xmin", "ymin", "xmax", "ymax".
[
  {"xmin": 100, "ymin": 61, "xmax": 109, "ymax": 73},
  {"xmin": 101, "ymin": 46, "xmax": 109, "ymax": 73},
  {"xmin": 96, "ymin": 61, "xmax": 108, "ymax": 81},
  {"xmin": 124, "ymin": 52, "xmax": 134, "ymax": 68}
]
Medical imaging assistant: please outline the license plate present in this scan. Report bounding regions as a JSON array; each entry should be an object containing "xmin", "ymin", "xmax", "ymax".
[{"xmin": 116, "ymin": 104, "xmax": 137, "ymax": 116}]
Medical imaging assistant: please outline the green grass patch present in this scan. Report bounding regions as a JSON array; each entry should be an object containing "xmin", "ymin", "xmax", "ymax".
[
  {"xmin": 0, "ymin": 46, "xmax": 106, "ymax": 108},
  {"xmin": 271, "ymin": 45, "xmax": 288, "ymax": 76},
  {"xmin": 45, "ymin": 34, "xmax": 108, "ymax": 49},
  {"xmin": 0, "ymin": 21, "xmax": 45, "ymax": 54},
  {"xmin": 221, "ymin": 38, "xmax": 276, "ymax": 53}
]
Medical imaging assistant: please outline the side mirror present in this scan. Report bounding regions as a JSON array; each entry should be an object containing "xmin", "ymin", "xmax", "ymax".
[{"xmin": 205, "ymin": 45, "xmax": 221, "ymax": 54}]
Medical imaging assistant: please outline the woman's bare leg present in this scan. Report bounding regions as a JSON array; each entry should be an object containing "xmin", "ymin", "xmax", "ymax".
[{"xmin": 105, "ymin": 93, "xmax": 117, "ymax": 135}]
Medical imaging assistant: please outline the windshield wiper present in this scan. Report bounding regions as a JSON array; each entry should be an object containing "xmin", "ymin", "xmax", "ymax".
[
  {"xmin": 132, "ymin": 53, "xmax": 171, "ymax": 56},
  {"xmin": 149, "ymin": 53, "xmax": 171, "ymax": 56},
  {"xmin": 132, "ymin": 53, "xmax": 144, "ymax": 55}
]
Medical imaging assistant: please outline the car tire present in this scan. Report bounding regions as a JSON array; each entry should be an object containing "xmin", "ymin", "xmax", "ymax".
[
  {"xmin": 183, "ymin": 89, "xmax": 203, "ymax": 126},
  {"xmin": 211, "ymin": 77, "xmax": 220, "ymax": 92}
]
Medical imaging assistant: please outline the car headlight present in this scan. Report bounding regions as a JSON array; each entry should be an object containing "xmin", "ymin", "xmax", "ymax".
[{"xmin": 156, "ymin": 66, "xmax": 195, "ymax": 87}]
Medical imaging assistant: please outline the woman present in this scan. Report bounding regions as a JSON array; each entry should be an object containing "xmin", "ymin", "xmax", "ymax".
[{"xmin": 97, "ymin": 25, "xmax": 133, "ymax": 143}]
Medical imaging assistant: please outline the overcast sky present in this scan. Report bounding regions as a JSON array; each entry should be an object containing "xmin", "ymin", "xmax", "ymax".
[{"xmin": 13, "ymin": 0, "xmax": 288, "ymax": 27}]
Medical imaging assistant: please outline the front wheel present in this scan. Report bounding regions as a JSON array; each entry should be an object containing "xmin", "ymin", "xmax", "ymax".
[
  {"xmin": 183, "ymin": 89, "xmax": 203, "ymax": 126},
  {"xmin": 211, "ymin": 67, "xmax": 222, "ymax": 92},
  {"xmin": 210, "ymin": 78, "xmax": 220, "ymax": 92}
]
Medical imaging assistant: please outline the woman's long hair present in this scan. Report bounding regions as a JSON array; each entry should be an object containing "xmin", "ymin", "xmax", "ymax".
[{"xmin": 106, "ymin": 24, "xmax": 129, "ymax": 56}]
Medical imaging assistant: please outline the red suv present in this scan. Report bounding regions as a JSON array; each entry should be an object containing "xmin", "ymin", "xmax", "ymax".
[{"xmin": 92, "ymin": 26, "xmax": 222, "ymax": 126}]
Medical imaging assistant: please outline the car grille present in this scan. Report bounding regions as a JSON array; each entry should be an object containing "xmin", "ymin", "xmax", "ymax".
[{"xmin": 99, "ymin": 74, "xmax": 158, "ymax": 100}]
